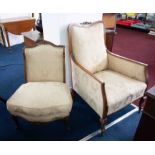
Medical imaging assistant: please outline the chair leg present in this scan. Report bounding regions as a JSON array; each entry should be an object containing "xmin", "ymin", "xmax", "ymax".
[
  {"xmin": 0, "ymin": 96, "xmax": 6, "ymax": 104},
  {"xmin": 100, "ymin": 117, "xmax": 107, "ymax": 134},
  {"xmin": 11, "ymin": 115, "xmax": 20, "ymax": 129},
  {"xmin": 64, "ymin": 116, "xmax": 71, "ymax": 131},
  {"xmin": 138, "ymin": 96, "xmax": 146, "ymax": 113},
  {"xmin": 71, "ymin": 89, "xmax": 76, "ymax": 100}
]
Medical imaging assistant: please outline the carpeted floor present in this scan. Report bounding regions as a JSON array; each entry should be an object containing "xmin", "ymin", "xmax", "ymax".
[
  {"xmin": 112, "ymin": 27, "xmax": 155, "ymax": 88},
  {"xmin": 0, "ymin": 43, "xmax": 140, "ymax": 141},
  {"xmin": 0, "ymin": 94, "xmax": 137, "ymax": 141},
  {"xmin": 90, "ymin": 112, "xmax": 141, "ymax": 141},
  {"xmin": 0, "ymin": 27, "xmax": 153, "ymax": 140}
]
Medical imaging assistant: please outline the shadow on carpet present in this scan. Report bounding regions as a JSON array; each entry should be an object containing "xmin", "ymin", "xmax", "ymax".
[{"xmin": 0, "ymin": 96, "xmax": 137, "ymax": 141}]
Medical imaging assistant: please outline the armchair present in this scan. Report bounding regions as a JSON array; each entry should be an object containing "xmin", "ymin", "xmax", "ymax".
[
  {"xmin": 68, "ymin": 21, "xmax": 148, "ymax": 133},
  {"xmin": 6, "ymin": 41, "xmax": 73, "ymax": 129}
]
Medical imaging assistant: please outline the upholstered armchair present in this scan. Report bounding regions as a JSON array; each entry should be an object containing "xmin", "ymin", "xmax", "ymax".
[
  {"xmin": 68, "ymin": 21, "xmax": 148, "ymax": 133},
  {"xmin": 6, "ymin": 41, "xmax": 73, "ymax": 129}
]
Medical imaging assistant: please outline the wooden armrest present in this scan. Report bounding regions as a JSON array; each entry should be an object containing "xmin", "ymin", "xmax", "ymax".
[
  {"xmin": 107, "ymin": 50, "xmax": 148, "ymax": 83},
  {"xmin": 108, "ymin": 50, "xmax": 148, "ymax": 67},
  {"xmin": 70, "ymin": 54, "xmax": 103, "ymax": 85}
]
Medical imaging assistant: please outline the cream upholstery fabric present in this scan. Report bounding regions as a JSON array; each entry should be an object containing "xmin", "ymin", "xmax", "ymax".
[
  {"xmin": 7, "ymin": 82, "xmax": 72, "ymax": 122},
  {"xmin": 71, "ymin": 60, "xmax": 104, "ymax": 117},
  {"xmin": 69, "ymin": 21, "xmax": 147, "ymax": 119},
  {"xmin": 94, "ymin": 70, "xmax": 147, "ymax": 115},
  {"xmin": 25, "ymin": 44, "xmax": 64, "ymax": 82},
  {"xmin": 108, "ymin": 52, "xmax": 147, "ymax": 82},
  {"xmin": 71, "ymin": 23, "xmax": 108, "ymax": 73}
]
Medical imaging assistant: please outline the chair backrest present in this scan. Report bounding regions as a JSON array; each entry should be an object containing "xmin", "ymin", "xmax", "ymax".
[
  {"xmin": 68, "ymin": 21, "xmax": 108, "ymax": 73},
  {"xmin": 24, "ymin": 41, "xmax": 65, "ymax": 82}
]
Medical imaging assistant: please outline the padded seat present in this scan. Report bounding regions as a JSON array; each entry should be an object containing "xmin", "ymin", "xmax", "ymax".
[
  {"xmin": 94, "ymin": 70, "xmax": 147, "ymax": 114},
  {"xmin": 7, "ymin": 82, "xmax": 72, "ymax": 122}
]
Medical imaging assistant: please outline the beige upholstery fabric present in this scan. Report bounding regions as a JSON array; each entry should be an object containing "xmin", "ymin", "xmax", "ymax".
[
  {"xmin": 71, "ymin": 60, "xmax": 104, "ymax": 117},
  {"xmin": 25, "ymin": 44, "xmax": 64, "ymax": 82},
  {"xmin": 108, "ymin": 52, "xmax": 147, "ymax": 83},
  {"xmin": 71, "ymin": 23, "xmax": 108, "ymax": 73},
  {"xmin": 69, "ymin": 21, "xmax": 147, "ymax": 119},
  {"xmin": 7, "ymin": 82, "xmax": 72, "ymax": 122},
  {"xmin": 94, "ymin": 70, "xmax": 147, "ymax": 115}
]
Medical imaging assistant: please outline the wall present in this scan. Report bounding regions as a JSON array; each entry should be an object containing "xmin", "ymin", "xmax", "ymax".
[{"xmin": 42, "ymin": 13, "xmax": 102, "ymax": 87}]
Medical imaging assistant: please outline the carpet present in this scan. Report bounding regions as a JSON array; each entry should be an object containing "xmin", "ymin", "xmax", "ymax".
[
  {"xmin": 89, "ymin": 111, "xmax": 141, "ymax": 141},
  {"xmin": 0, "ymin": 43, "xmax": 141, "ymax": 141},
  {"xmin": 113, "ymin": 27, "xmax": 155, "ymax": 88},
  {"xmin": 0, "ymin": 94, "xmax": 138, "ymax": 141}
]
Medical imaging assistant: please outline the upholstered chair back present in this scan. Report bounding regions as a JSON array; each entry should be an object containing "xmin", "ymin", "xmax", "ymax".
[
  {"xmin": 24, "ymin": 42, "xmax": 65, "ymax": 82},
  {"xmin": 71, "ymin": 22, "xmax": 108, "ymax": 73}
]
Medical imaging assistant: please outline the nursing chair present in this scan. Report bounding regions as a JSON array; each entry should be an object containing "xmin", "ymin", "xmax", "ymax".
[
  {"xmin": 68, "ymin": 21, "xmax": 148, "ymax": 133},
  {"xmin": 6, "ymin": 41, "xmax": 73, "ymax": 129}
]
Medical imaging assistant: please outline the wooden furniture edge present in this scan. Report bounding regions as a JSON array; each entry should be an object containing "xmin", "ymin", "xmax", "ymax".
[
  {"xmin": 0, "ymin": 16, "xmax": 36, "ymax": 24},
  {"xmin": 107, "ymin": 50, "xmax": 149, "ymax": 85},
  {"xmin": 102, "ymin": 13, "xmax": 117, "ymax": 29},
  {"xmin": 68, "ymin": 23, "xmax": 108, "ymax": 119}
]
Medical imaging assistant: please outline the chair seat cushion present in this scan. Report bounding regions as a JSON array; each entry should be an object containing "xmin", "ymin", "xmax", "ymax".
[
  {"xmin": 94, "ymin": 70, "xmax": 147, "ymax": 115},
  {"xmin": 7, "ymin": 82, "xmax": 73, "ymax": 122}
]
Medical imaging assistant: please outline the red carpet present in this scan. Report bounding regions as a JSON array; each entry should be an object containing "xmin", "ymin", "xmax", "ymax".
[{"xmin": 112, "ymin": 27, "xmax": 155, "ymax": 88}]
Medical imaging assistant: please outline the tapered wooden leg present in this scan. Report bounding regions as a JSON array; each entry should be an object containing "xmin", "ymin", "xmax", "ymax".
[
  {"xmin": 100, "ymin": 117, "xmax": 107, "ymax": 134},
  {"xmin": 71, "ymin": 89, "xmax": 75, "ymax": 99},
  {"xmin": 5, "ymin": 30, "xmax": 11, "ymax": 48},
  {"xmin": 0, "ymin": 27, "xmax": 6, "ymax": 47},
  {"xmin": 138, "ymin": 96, "xmax": 147, "ymax": 113},
  {"xmin": 64, "ymin": 116, "xmax": 71, "ymax": 131},
  {"xmin": 11, "ymin": 115, "xmax": 20, "ymax": 129}
]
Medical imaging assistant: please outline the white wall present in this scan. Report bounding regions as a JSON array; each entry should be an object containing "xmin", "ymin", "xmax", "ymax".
[
  {"xmin": 42, "ymin": 13, "xmax": 102, "ymax": 87},
  {"xmin": 42, "ymin": 13, "xmax": 102, "ymax": 45}
]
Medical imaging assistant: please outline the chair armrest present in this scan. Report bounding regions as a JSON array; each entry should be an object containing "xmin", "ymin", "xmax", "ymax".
[
  {"xmin": 71, "ymin": 56, "xmax": 108, "ymax": 118},
  {"xmin": 108, "ymin": 51, "xmax": 148, "ymax": 83}
]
